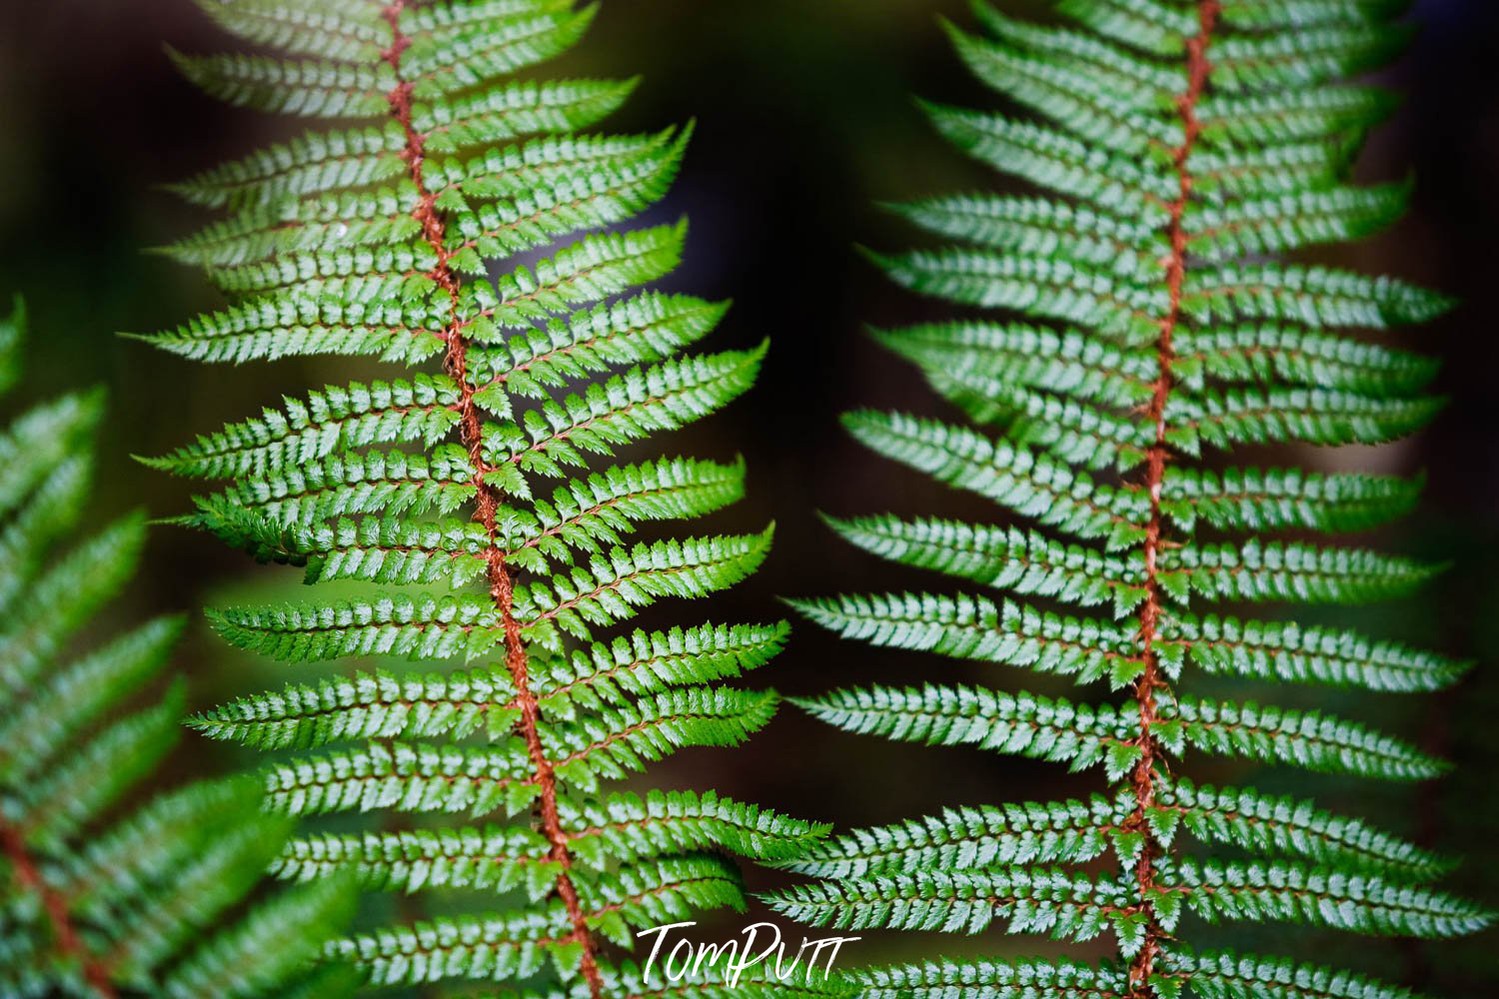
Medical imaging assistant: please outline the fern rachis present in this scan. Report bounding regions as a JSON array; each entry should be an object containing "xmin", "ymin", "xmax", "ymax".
[
  {"xmin": 769, "ymin": 2, "xmax": 1492, "ymax": 997},
  {"xmin": 382, "ymin": 1, "xmax": 605, "ymax": 987},
  {"xmin": 144, "ymin": 2, "xmax": 829, "ymax": 995}
]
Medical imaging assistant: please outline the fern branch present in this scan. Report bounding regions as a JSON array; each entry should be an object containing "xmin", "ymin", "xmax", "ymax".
[
  {"xmin": 0, "ymin": 299, "xmax": 356, "ymax": 998},
  {"xmin": 778, "ymin": 1, "xmax": 1486, "ymax": 996},
  {"xmin": 148, "ymin": 3, "xmax": 815, "ymax": 993},
  {"xmin": 1, "ymin": 819, "xmax": 113, "ymax": 995}
]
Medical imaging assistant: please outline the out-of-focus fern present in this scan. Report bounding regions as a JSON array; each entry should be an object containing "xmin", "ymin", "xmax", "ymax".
[
  {"xmin": 767, "ymin": 2, "xmax": 1491, "ymax": 997},
  {"xmin": 0, "ymin": 299, "xmax": 358, "ymax": 999},
  {"xmin": 142, "ymin": 2, "xmax": 828, "ymax": 996}
]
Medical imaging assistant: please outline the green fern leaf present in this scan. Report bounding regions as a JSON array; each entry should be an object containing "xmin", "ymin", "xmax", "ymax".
[
  {"xmin": 775, "ymin": 2, "xmax": 1489, "ymax": 995},
  {"xmin": 0, "ymin": 300, "xmax": 355, "ymax": 998},
  {"xmin": 144, "ymin": 3, "xmax": 823, "ymax": 994}
]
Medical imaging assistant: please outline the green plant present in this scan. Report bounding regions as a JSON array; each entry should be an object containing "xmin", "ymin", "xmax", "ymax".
[
  {"xmin": 0, "ymin": 298, "xmax": 358, "ymax": 999},
  {"xmin": 142, "ymin": 1, "xmax": 826, "ymax": 995},
  {"xmin": 767, "ymin": 1, "xmax": 1492, "ymax": 996}
]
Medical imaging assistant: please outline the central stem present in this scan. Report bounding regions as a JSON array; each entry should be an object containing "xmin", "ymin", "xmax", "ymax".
[
  {"xmin": 1, "ymin": 821, "xmax": 115, "ymax": 997},
  {"xmin": 1128, "ymin": 2, "xmax": 1219, "ymax": 992},
  {"xmin": 379, "ymin": 4, "xmax": 604, "ymax": 995}
]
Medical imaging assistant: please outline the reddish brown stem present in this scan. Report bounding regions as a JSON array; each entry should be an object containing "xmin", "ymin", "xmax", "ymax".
[
  {"xmin": 1127, "ymin": 2, "xmax": 1220, "ymax": 994},
  {"xmin": 2, "ymin": 822, "xmax": 116, "ymax": 997},
  {"xmin": 379, "ymin": 3, "xmax": 605, "ymax": 995}
]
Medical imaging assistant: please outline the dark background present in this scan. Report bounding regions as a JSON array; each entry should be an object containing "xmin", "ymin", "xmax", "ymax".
[{"xmin": 1, "ymin": 0, "xmax": 1497, "ymax": 992}]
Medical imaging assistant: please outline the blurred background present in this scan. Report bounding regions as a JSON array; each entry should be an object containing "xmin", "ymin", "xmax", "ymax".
[{"xmin": 1, "ymin": 0, "xmax": 1497, "ymax": 992}]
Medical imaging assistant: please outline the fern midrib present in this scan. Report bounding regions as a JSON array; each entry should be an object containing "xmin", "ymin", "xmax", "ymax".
[
  {"xmin": 1129, "ymin": 1, "xmax": 1221, "ymax": 994},
  {"xmin": 377, "ymin": 3, "xmax": 605, "ymax": 996},
  {"xmin": 0, "ymin": 820, "xmax": 116, "ymax": 997}
]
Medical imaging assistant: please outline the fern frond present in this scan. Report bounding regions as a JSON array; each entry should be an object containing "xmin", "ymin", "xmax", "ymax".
[
  {"xmin": 0, "ymin": 300, "xmax": 355, "ymax": 998},
  {"xmin": 777, "ymin": 1, "xmax": 1487, "ymax": 995},
  {"xmin": 561, "ymin": 789, "xmax": 828, "ymax": 865},
  {"xmin": 263, "ymin": 739, "xmax": 534, "ymax": 818},
  {"xmin": 146, "ymin": 3, "xmax": 821, "ymax": 994},
  {"xmin": 1169, "ymin": 696, "xmax": 1444, "ymax": 780},
  {"xmin": 182, "ymin": 445, "xmax": 476, "ymax": 530},
  {"xmin": 128, "ymin": 283, "xmax": 453, "ymax": 365},
  {"xmin": 1172, "ymin": 325, "xmax": 1438, "ymax": 395},
  {"xmin": 190, "ymin": 665, "xmax": 521, "ymax": 751},
  {"xmin": 1161, "ymin": 539, "xmax": 1438, "ymax": 604},
  {"xmin": 512, "ymin": 529, "xmax": 774, "ymax": 650},
  {"xmin": 330, "ymin": 856, "xmax": 750, "ymax": 988}
]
